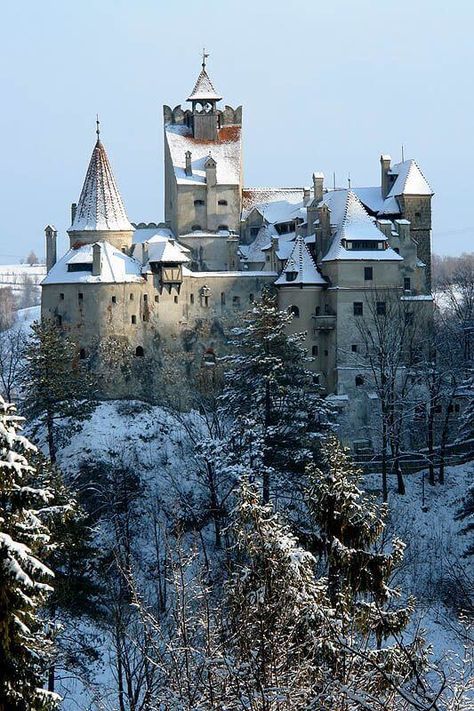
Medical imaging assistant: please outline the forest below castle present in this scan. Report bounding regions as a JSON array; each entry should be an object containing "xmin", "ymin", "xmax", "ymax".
[{"xmin": 0, "ymin": 253, "xmax": 473, "ymax": 711}]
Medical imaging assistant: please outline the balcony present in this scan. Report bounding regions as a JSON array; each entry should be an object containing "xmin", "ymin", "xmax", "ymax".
[{"xmin": 313, "ymin": 314, "xmax": 336, "ymax": 331}]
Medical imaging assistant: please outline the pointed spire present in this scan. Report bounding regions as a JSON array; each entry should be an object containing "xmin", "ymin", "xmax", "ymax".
[
  {"xmin": 69, "ymin": 131, "xmax": 132, "ymax": 233},
  {"xmin": 187, "ymin": 52, "xmax": 222, "ymax": 102},
  {"xmin": 275, "ymin": 236, "xmax": 326, "ymax": 286}
]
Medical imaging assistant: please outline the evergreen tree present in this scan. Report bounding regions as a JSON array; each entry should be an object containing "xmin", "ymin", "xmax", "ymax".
[
  {"xmin": 23, "ymin": 320, "xmax": 96, "ymax": 463},
  {"xmin": 306, "ymin": 436, "xmax": 414, "ymax": 639},
  {"xmin": 225, "ymin": 482, "xmax": 332, "ymax": 708},
  {"xmin": 0, "ymin": 396, "xmax": 58, "ymax": 710},
  {"xmin": 221, "ymin": 288, "xmax": 332, "ymax": 503}
]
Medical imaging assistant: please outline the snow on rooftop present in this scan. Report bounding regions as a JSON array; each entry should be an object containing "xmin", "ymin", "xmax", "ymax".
[
  {"xmin": 275, "ymin": 236, "xmax": 326, "ymax": 286},
  {"xmin": 388, "ymin": 159, "xmax": 433, "ymax": 197},
  {"xmin": 187, "ymin": 66, "xmax": 222, "ymax": 102},
  {"xmin": 242, "ymin": 187, "xmax": 304, "ymax": 216},
  {"xmin": 146, "ymin": 238, "xmax": 190, "ymax": 265},
  {"xmin": 181, "ymin": 267, "xmax": 276, "ymax": 278},
  {"xmin": 132, "ymin": 225, "xmax": 174, "ymax": 243},
  {"xmin": 165, "ymin": 124, "xmax": 241, "ymax": 186},
  {"xmin": 42, "ymin": 241, "xmax": 143, "ymax": 285},
  {"xmin": 322, "ymin": 191, "xmax": 403, "ymax": 262},
  {"xmin": 70, "ymin": 140, "xmax": 133, "ymax": 233}
]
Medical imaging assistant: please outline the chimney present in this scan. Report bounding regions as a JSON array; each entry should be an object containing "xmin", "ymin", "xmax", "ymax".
[
  {"xmin": 71, "ymin": 202, "xmax": 77, "ymax": 225},
  {"xmin": 45, "ymin": 225, "xmax": 57, "ymax": 273},
  {"xmin": 313, "ymin": 172, "xmax": 324, "ymax": 203},
  {"xmin": 185, "ymin": 151, "xmax": 192, "ymax": 177},
  {"xmin": 376, "ymin": 219, "xmax": 393, "ymax": 240},
  {"xmin": 303, "ymin": 186, "xmax": 311, "ymax": 205},
  {"xmin": 92, "ymin": 243, "xmax": 102, "ymax": 276},
  {"xmin": 205, "ymin": 155, "xmax": 217, "ymax": 188},
  {"xmin": 380, "ymin": 155, "xmax": 391, "ymax": 199},
  {"xmin": 142, "ymin": 240, "xmax": 149, "ymax": 265},
  {"xmin": 226, "ymin": 235, "xmax": 239, "ymax": 270}
]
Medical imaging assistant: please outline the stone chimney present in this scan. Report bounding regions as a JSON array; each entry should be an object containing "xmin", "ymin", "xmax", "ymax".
[
  {"xmin": 92, "ymin": 243, "xmax": 102, "ymax": 276},
  {"xmin": 226, "ymin": 235, "xmax": 239, "ymax": 270},
  {"xmin": 394, "ymin": 219, "xmax": 411, "ymax": 241},
  {"xmin": 380, "ymin": 155, "xmax": 391, "ymax": 199},
  {"xmin": 303, "ymin": 187, "xmax": 311, "ymax": 206},
  {"xmin": 45, "ymin": 225, "xmax": 57, "ymax": 273},
  {"xmin": 142, "ymin": 241, "xmax": 149, "ymax": 265},
  {"xmin": 376, "ymin": 219, "xmax": 393, "ymax": 240},
  {"xmin": 71, "ymin": 202, "xmax": 77, "ymax": 224},
  {"xmin": 313, "ymin": 172, "xmax": 324, "ymax": 203},
  {"xmin": 185, "ymin": 151, "xmax": 192, "ymax": 177},
  {"xmin": 205, "ymin": 155, "xmax": 217, "ymax": 188}
]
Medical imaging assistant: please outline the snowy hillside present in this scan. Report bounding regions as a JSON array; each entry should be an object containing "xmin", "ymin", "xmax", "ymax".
[{"xmin": 41, "ymin": 400, "xmax": 474, "ymax": 709}]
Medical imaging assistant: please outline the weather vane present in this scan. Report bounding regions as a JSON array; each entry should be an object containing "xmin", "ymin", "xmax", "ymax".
[
  {"xmin": 202, "ymin": 48, "xmax": 209, "ymax": 69},
  {"xmin": 96, "ymin": 114, "xmax": 100, "ymax": 140}
]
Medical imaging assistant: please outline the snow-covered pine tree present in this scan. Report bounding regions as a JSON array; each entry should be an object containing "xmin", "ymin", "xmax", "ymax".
[
  {"xmin": 23, "ymin": 319, "xmax": 96, "ymax": 464},
  {"xmin": 0, "ymin": 396, "xmax": 58, "ymax": 710},
  {"xmin": 225, "ymin": 482, "xmax": 333, "ymax": 708},
  {"xmin": 306, "ymin": 436, "xmax": 429, "ymax": 702},
  {"xmin": 221, "ymin": 288, "xmax": 332, "ymax": 503}
]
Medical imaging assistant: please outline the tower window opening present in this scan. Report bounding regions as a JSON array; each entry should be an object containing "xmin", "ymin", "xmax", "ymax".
[
  {"xmin": 59, "ymin": 293, "xmax": 64, "ymax": 300},
  {"xmin": 79, "ymin": 348, "xmax": 86, "ymax": 360},
  {"xmin": 192, "ymin": 225, "xmax": 202, "ymax": 231},
  {"xmin": 111, "ymin": 295, "xmax": 117, "ymax": 303},
  {"xmin": 190, "ymin": 293, "xmax": 195, "ymax": 304},
  {"xmin": 218, "ymin": 199, "xmax": 228, "ymax": 206},
  {"xmin": 78, "ymin": 292, "xmax": 83, "ymax": 301},
  {"xmin": 351, "ymin": 344, "xmax": 358, "ymax": 353},
  {"xmin": 289, "ymin": 305, "xmax": 300, "ymax": 318},
  {"xmin": 143, "ymin": 294, "xmax": 148, "ymax": 302},
  {"xmin": 312, "ymin": 345, "xmax": 319, "ymax": 356},
  {"xmin": 355, "ymin": 375, "xmax": 365, "ymax": 386},
  {"xmin": 135, "ymin": 346, "xmax": 144, "ymax": 357},
  {"xmin": 218, "ymin": 224, "xmax": 229, "ymax": 231},
  {"xmin": 404, "ymin": 277, "xmax": 411, "ymax": 292},
  {"xmin": 131, "ymin": 315, "xmax": 137, "ymax": 324},
  {"xmin": 221, "ymin": 292, "xmax": 226, "ymax": 305},
  {"xmin": 130, "ymin": 293, "xmax": 134, "ymax": 301},
  {"xmin": 154, "ymin": 295, "xmax": 159, "ymax": 303},
  {"xmin": 174, "ymin": 295, "xmax": 178, "ymax": 304}
]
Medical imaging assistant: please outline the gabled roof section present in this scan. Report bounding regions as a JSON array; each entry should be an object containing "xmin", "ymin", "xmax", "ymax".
[
  {"xmin": 70, "ymin": 140, "xmax": 133, "ymax": 232},
  {"xmin": 322, "ymin": 191, "xmax": 402, "ymax": 262},
  {"xmin": 187, "ymin": 67, "xmax": 222, "ymax": 102},
  {"xmin": 275, "ymin": 236, "xmax": 326, "ymax": 286},
  {"xmin": 388, "ymin": 159, "xmax": 433, "ymax": 197},
  {"xmin": 146, "ymin": 236, "xmax": 190, "ymax": 265},
  {"xmin": 42, "ymin": 241, "xmax": 142, "ymax": 285}
]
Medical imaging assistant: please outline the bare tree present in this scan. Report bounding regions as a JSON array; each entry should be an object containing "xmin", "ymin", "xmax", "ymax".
[
  {"xmin": 0, "ymin": 327, "xmax": 27, "ymax": 401},
  {"xmin": 0, "ymin": 286, "xmax": 16, "ymax": 332}
]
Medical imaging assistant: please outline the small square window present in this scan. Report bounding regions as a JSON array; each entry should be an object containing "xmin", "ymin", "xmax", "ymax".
[
  {"xmin": 353, "ymin": 302, "xmax": 363, "ymax": 316},
  {"xmin": 143, "ymin": 294, "xmax": 148, "ymax": 302},
  {"xmin": 154, "ymin": 295, "xmax": 159, "ymax": 303},
  {"xmin": 78, "ymin": 292, "xmax": 83, "ymax": 301},
  {"xmin": 364, "ymin": 267, "xmax": 373, "ymax": 281},
  {"xmin": 351, "ymin": 344, "xmax": 358, "ymax": 353},
  {"xmin": 376, "ymin": 301, "xmax": 386, "ymax": 316},
  {"xmin": 131, "ymin": 315, "xmax": 136, "ymax": 324},
  {"xmin": 130, "ymin": 293, "xmax": 134, "ymax": 301},
  {"xmin": 59, "ymin": 293, "xmax": 64, "ymax": 300},
  {"xmin": 111, "ymin": 295, "xmax": 117, "ymax": 303}
]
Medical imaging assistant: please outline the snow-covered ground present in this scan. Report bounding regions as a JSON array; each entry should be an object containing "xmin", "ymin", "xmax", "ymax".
[
  {"xmin": 30, "ymin": 400, "xmax": 473, "ymax": 708},
  {"xmin": 0, "ymin": 263, "xmax": 45, "ymax": 287},
  {"xmin": 11, "ymin": 305, "xmax": 41, "ymax": 331}
]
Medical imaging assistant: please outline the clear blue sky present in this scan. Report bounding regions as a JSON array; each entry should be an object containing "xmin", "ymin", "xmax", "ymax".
[{"xmin": 0, "ymin": 0, "xmax": 472, "ymax": 262}]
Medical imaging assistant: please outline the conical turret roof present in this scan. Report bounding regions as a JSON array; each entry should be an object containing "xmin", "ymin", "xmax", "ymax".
[
  {"xmin": 187, "ymin": 65, "xmax": 222, "ymax": 102},
  {"xmin": 275, "ymin": 235, "xmax": 326, "ymax": 286},
  {"xmin": 69, "ymin": 139, "xmax": 132, "ymax": 232}
]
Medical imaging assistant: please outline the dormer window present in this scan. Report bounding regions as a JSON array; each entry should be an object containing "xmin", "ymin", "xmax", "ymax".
[
  {"xmin": 68, "ymin": 263, "xmax": 92, "ymax": 273},
  {"xmin": 286, "ymin": 271, "xmax": 298, "ymax": 282}
]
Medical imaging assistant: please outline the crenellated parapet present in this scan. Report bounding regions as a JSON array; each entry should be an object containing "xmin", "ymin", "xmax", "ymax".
[{"xmin": 163, "ymin": 104, "xmax": 242, "ymax": 128}]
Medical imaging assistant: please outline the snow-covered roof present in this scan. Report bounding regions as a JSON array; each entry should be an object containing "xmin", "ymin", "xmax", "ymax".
[
  {"xmin": 132, "ymin": 225, "xmax": 174, "ymax": 243},
  {"xmin": 182, "ymin": 267, "xmax": 276, "ymax": 278},
  {"xmin": 275, "ymin": 236, "xmax": 326, "ymax": 286},
  {"xmin": 387, "ymin": 159, "xmax": 433, "ymax": 197},
  {"xmin": 147, "ymin": 237, "xmax": 190, "ymax": 265},
  {"xmin": 242, "ymin": 188, "xmax": 303, "ymax": 215},
  {"xmin": 165, "ymin": 124, "xmax": 241, "ymax": 185},
  {"xmin": 69, "ymin": 140, "xmax": 133, "ymax": 233},
  {"xmin": 42, "ymin": 241, "xmax": 143, "ymax": 285},
  {"xmin": 353, "ymin": 187, "xmax": 400, "ymax": 215},
  {"xmin": 322, "ymin": 191, "xmax": 402, "ymax": 262},
  {"xmin": 187, "ymin": 67, "xmax": 222, "ymax": 102}
]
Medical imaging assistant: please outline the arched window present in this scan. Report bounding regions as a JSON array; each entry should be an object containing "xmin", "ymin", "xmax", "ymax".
[
  {"xmin": 355, "ymin": 375, "xmax": 365, "ymax": 387},
  {"xmin": 218, "ymin": 199, "xmax": 228, "ymax": 206},
  {"xmin": 79, "ymin": 348, "xmax": 86, "ymax": 360},
  {"xmin": 289, "ymin": 305, "xmax": 300, "ymax": 318},
  {"xmin": 192, "ymin": 225, "xmax": 202, "ymax": 231},
  {"xmin": 194, "ymin": 199, "xmax": 205, "ymax": 207},
  {"xmin": 135, "ymin": 346, "xmax": 144, "ymax": 357}
]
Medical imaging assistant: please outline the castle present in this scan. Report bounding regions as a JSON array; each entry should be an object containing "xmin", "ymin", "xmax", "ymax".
[{"xmin": 41, "ymin": 57, "xmax": 434, "ymax": 448}]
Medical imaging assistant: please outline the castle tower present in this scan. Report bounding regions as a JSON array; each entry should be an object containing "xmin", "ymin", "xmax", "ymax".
[
  {"xmin": 163, "ymin": 56, "xmax": 243, "ymax": 250},
  {"xmin": 187, "ymin": 52, "xmax": 222, "ymax": 141},
  {"xmin": 68, "ymin": 124, "xmax": 134, "ymax": 252}
]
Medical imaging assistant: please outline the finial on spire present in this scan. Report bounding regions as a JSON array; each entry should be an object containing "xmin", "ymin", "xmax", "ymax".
[
  {"xmin": 202, "ymin": 47, "xmax": 209, "ymax": 69},
  {"xmin": 96, "ymin": 114, "xmax": 100, "ymax": 141}
]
